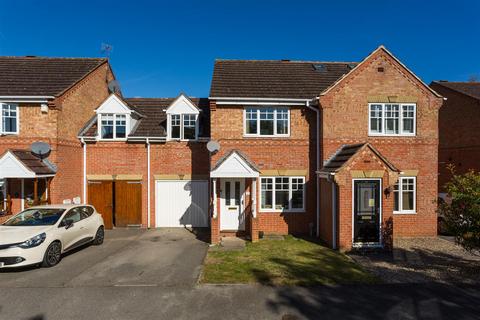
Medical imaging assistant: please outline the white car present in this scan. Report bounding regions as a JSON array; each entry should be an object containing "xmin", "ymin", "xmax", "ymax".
[{"xmin": 0, "ymin": 204, "xmax": 104, "ymax": 268}]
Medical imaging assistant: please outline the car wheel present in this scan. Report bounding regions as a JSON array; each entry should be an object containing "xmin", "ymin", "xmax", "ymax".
[
  {"xmin": 93, "ymin": 226, "xmax": 104, "ymax": 245},
  {"xmin": 42, "ymin": 241, "xmax": 62, "ymax": 268}
]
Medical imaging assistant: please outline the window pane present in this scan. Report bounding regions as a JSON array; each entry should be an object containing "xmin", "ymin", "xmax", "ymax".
[
  {"xmin": 171, "ymin": 115, "xmax": 181, "ymax": 138},
  {"xmin": 393, "ymin": 182, "xmax": 399, "ymax": 211},
  {"xmin": 402, "ymin": 178, "xmax": 415, "ymax": 211},
  {"xmin": 245, "ymin": 108, "xmax": 258, "ymax": 134},
  {"xmin": 384, "ymin": 104, "xmax": 399, "ymax": 134},
  {"xmin": 369, "ymin": 104, "xmax": 382, "ymax": 133},
  {"xmin": 115, "ymin": 115, "xmax": 126, "ymax": 138},
  {"xmin": 402, "ymin": 105, "xmax": 415, "ymax": 134},
  {"xmin": 291, "ymin": 178, "xmax": 304, "ymax": 209},
  {"xmin": 234, "ymin": 181, "xmax": 240, "ymax": 206},
  {"xmin": 275, "ymin": 177, "xmax": 289, "ymax": 210},
  {"xmin": 225, "ymin": 182, "xmax": 231, "ymax": 206},
  {"xmin": 183, "ymin": 114, "xmax": 196, "ymax": 139},
  {"xmin": 261, "ymin": 178, "xmax": 273, "ymax": 209},
  {"xmin": 101, "ymin": 114, "xmax": 114, "ymax": 139},
  {"xmin": 2, "ymin": 104, "xmax": 18, "ymax": 133},
  {"xmin": 276, "ymin": 109, "xmax": 289, "ymax": 135},
  {"xmin": 260, "ymin": 108, "xmax": 274, "ymax": 135}
]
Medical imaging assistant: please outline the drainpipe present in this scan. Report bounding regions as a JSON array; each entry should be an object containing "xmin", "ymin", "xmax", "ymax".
[
  {"xmin": 147, "ymin": 138, "xmax": 151, "ymax": 229},
  {"xmin": 305, "ymin": 100, "xmax": 320, "ymax": 237},
  {"xmin": 81, "ymin": 138, "xmax": 87, "ymax": 204},
  {"xmin": 331, "ymin": 179, "xmax": 337, "ymax": 250}
]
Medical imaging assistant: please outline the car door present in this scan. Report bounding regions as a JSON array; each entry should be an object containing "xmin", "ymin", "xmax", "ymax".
[
  {"xmin": 79, "ymin": 206, "xmax": 97, "ymax": 238},
  {"xmin": 58, "ymin": 207, "xmax": 84, "ymax": 251}
]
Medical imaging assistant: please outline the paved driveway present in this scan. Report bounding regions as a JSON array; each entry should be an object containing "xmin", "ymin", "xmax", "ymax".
[{"xmin": 0, "ymin": 228, "xmax": 209, "ymax": 288}]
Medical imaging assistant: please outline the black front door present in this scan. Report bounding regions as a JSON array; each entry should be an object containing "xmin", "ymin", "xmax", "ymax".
[{"xmin": 353, "ymin": 180, "xmax": 381, "ymax": 243}]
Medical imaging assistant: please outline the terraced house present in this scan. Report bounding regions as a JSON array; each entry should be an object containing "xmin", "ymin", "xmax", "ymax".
[
  {"xmin": 0, "ymin": 45, "xmax": 443, "ymax": 250},
  {"xmin": 0, "ymin": 56, "xmax": 114, "ymax": 222}
]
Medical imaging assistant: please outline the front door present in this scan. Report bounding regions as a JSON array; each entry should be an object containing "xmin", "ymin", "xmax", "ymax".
[
  {"xmin": 220, "ymin": 179, "xmax": 245, "ymax": 231},
  {"xmin": 353, "ymin": 179, "xmax": 381, "ymax": 244}
]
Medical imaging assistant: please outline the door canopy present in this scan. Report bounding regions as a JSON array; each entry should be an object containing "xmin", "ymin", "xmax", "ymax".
[{"xmin": 211, "ymin": 150, "xmax": 259, "ymax": 178}]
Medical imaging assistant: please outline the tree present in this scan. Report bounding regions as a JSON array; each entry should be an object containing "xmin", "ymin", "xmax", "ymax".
[{"xmin": 438, "ymin": 166, "xmax": 480, "ymax": 252}]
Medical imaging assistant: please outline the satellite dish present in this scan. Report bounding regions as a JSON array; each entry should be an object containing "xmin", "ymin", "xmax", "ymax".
[
  {"xmin": 108, "ymin": 80, "xmax": 121, "ymax": 94},
  {"xmin": 30, "ymin": 142, "xmax": 51, "ymax": 160},
  {"xmin": 206, "ymin": 140, "xmax": 220, "ymax": 153}
]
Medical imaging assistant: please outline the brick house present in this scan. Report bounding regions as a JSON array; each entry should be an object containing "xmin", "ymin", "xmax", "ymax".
[
  {"xmin": 429, "ymin": 81, "xmax": 480, "ymax": 194},
  {"xmin": 208, "ymin": 46, "xmax": 443, "ymax": 248},
  {"xmin": 0, "ymin": 56, "xmax": 115, "ymax": 222},
  {"xmin": 1, "ymin": 45, "xmax": 443, "ymax": 250}
]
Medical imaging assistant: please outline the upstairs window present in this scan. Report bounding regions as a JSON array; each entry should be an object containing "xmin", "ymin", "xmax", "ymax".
[
  {"xmin": 169, "ymin": 114, "xmax": 197, "ymax": 140},
  {"xmin": 100, "ymin": 114, "xmax": 128, "ymax": 139},
  {"xmin": 1, "ymin": 103, "xmax": 19, "ymax": 134},
  {"xmin": 244, "ymin": 107, "xmax": 290, "ymax": 136},
  {"xmin": 369, "ymin": 103, "xmax": 416, "ymax": 136}
]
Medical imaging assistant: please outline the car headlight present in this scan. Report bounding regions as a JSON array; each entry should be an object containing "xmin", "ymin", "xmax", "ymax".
[{"xmin": 18, "ymin": 233, "xmax": 47, "ymax": 249}]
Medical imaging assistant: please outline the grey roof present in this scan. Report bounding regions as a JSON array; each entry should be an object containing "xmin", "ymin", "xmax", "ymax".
[
  {"xmin": 212, "ymin": 149, "xmax": 260, "ymax": 172},
  {"xmin": 79, "ymin": 97, "xmax": 210, "ymax": 139},
  {"xmin": 0, "ymin": 56, "xmax": 107, "ymax": 96},
  {"xmin": 10, "ymin": 149, "xmax": 57, "ymax": 175},
  {"xmin": 431, "ymin": 81, "xmax": 480, "ymax": 101},
  {"xmin": 210, "ymin": 60, "xmax": 357, "ymax": 99},
  {"xmin": 320, "ymin": 143, "xmax": 399, "ymax": 174}
]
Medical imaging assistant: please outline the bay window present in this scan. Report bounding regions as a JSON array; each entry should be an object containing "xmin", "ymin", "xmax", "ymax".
[
  {"xmin": 368, "ymin": 103, "xmax": 416, "ymax": 136},
  {"xmin": 394, "ymin": 177, "xmax": 416, "ymax": 213},
  {"xmin": 1, "ymin": 103, "xmax": 19, "ymax": 134},
  {"xmin": 260, "ymin": 177, "xmax": 305, "ymax": 211},
  {"xmin": 244, "ymin": 107, "xmax": 290, "ymax": 136},
  {"xmin": 100, "ymin": 114, "xmax": 128, "ymax": 139}
]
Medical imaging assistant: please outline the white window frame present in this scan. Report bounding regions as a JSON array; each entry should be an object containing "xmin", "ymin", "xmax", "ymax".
[
  {"xmin": 243, "ymin": 107, "xmax": 290, "ymax": 137},
  {"xmin": 0, "ymin": 103, "xmax": 19, "ymax": 135},
  {"xmin": 393, "ymin": 176, "xmax": 416, "ymax": 214},
  {"xmin": 98, "ymin": 113, "xmax": 130, "ymax": 141},
  {"xmin": 368, "ymin": 103, "xmax": 416, "ymax": 136},
  {"xmin": 167, "ymin": 113, "xmax": 199, "ymax": 141},
  {"xmin": 259, "ymin": 176, "xmax": 305, "ymax": 212}
]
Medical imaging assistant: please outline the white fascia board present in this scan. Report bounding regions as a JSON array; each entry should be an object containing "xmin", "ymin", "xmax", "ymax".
[
  {"xmin": 166, "ymin": 94, "xmax": 199, "ymax": 114},
  {"xmin": 95, "ymin": 94, "xmax": 132, "ymax": 114},
  {"xmin": 210, "ymin": 171, "xmax": 259, "ymax": 178},
  {"xmin": 210, "ymin": 97, "xmax": 311, "ymax": 106},
  {"xmin": 0, "ymin": 96, "xmax": 54, "ymax": 103}
]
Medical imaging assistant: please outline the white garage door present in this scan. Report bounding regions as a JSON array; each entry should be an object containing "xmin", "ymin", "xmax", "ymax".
[{"xmin": 155, "ymin": 180, "xmax": 209, "ymax": 227}]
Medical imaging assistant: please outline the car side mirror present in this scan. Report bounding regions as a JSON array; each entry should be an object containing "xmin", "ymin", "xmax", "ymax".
[{"xmin": 65, "ymin": 219, "xmax": 74, "ymax": 229}]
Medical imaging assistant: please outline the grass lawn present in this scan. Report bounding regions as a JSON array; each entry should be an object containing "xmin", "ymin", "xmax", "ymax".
[{"xmin": 201, "ymin": 236, "xmax": 379, "ymax": 286}]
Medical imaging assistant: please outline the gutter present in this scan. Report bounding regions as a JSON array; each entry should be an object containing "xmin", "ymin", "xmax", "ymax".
[
  {"xmin": 305, "ymin": 99, "xmax": 321, "ymax": 238},
  {"xmin": 0, "ymin": 96, "xmax": 55, "ymax": 103}
]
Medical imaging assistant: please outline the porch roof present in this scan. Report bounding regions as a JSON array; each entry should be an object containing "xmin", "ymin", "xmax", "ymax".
[
  {"xmin": 319, "ymin": 143, "xmax": 399, "ymax": 174},
  {"xmin": 0, "ymin": 149, "xmax": 56, "ymax": 178},
  {"xmin": 211, "ymin": 149, "xmax": 260, "ymax": 178}
]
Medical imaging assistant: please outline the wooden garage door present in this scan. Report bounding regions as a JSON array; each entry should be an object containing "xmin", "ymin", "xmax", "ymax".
[
  {"xmin": 88, "ymin": 181, "xmax": 113, "ymax": 229},
  {"xmin": 155, "ymin": 180, "xmax": 209, "ymax": 227},
  {"xmin": 115, "ymin": 180, "xmax": 142, "ymax": 227}
]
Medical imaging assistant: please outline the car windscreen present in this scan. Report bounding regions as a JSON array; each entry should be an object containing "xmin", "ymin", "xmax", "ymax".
[{"xmin": 3, "ymin": 208, "xmax": 66, "ymax": 226}]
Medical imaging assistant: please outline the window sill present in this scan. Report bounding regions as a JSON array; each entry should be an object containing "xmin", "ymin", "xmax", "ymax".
[
  {"xmin": 368, "ymin": 133, "xmax": 416, "ymax": 137},
  {"xmin": 243, "ymin": 134, "xmax": 290, "ymax": 138},
  {"xmin": 97, "ymin": 138, "xmax": 128, "ymax": 142},
  {"xmin": 393, "ymin": 211, "xmax": 416, "ymax": 215},
  {"xmin": 0, "ymin": 132, "xmax": 19, "ymax": 136},
  {"xmin": 259, "ymin": 209, "xmax": 305, "ymax": 213}
]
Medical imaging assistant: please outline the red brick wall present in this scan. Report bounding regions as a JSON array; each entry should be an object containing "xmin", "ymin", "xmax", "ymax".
[
  {"xmin": 319, "ymin": 48, "xmax": 443, "ymax": 247},
  {"xmin": 209, "ymin": 103, "xmax": 317, "ymax": 241},
  {"xmin": 429, "ymin": 83, "xmax": 480, "ymax": 191},
  {"xmin": 319, "ymin": 178, "xmax": 334, "ymax": 247},
  {"xmin": 86, "ymin": 141, "xmax": 210, "ymax": 228}
]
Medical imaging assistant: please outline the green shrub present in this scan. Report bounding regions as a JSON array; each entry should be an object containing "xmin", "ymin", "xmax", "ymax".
[{"xmin": 438, "ymin": 166, "xmax": 480, "ymax": 251}]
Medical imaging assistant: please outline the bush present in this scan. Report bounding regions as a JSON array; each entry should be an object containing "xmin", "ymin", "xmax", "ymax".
[{"xmin": 438, "ymin": 166, "xmax": 480, "ymax": 251}]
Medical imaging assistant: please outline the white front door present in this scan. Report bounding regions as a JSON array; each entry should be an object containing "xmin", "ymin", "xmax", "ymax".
[{"xmin": 220, "ymin": 179, "xmax": 245, "ymax": 231}]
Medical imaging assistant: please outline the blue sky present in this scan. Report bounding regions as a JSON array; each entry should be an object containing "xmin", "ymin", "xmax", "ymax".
[{"xmin": 0, "ymin": 0, "xmax": 478, "ymax": 98}]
